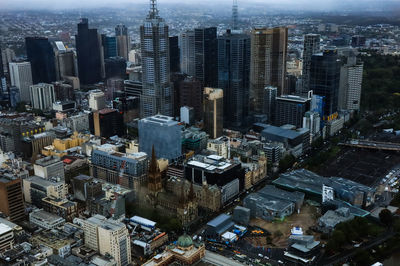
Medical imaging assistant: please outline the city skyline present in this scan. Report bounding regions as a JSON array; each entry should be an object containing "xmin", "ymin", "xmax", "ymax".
[{"xmin": 1, "ymin": 0, "xmax": 400, "ymax": 12}]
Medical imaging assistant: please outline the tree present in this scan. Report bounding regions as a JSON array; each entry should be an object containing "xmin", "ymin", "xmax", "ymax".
[
  {"xmin": 279, "ymin": 154, "xmax": 296, "ymax": 172},
  {"xmin": 379, "ymin": 208, "xmax": 393, "ymax": 228}
]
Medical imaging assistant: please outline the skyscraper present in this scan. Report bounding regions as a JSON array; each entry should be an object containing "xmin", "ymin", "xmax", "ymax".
[
  {"xmin": 139, "ymin": 115, "xmax": 182, "ymax": 161},
  {"xmin": 178, "ymin": 76, "xmax": 203, "ymax": 120},
  {"xmin": 218, "ymin": 29, "xmax": 250, "ymax": 127},
  {"xmin": 102, "ymin": 35, "xmax": 118, "ymax": 59},
  {"xmin": 250, "ymin": 27, "xmax": 288, "ymax": 112},
  {"xmin": 169, "ymin": 36, "xmax": 180, "ymax": 73},
  {"xmin": 301, "ymin": 34, "xmax": 320, "ymax": 93},
  {"xmin": 54, "ymin": 41, "xmax": 77, "ymax": 80},
  {"xmin": 76, "ymin": 18, "xmax": 102, "ymax": 85},
  {"xmin": 262, "ymin": 86, "xmax": 277, "ymax": 123},
  {"xmin": 140, "ymin": 0, "xmax": 173, "ymax": 117},
  {"xmin": 339, "ymin": 54, "xmax": 363, "ymax": 112},
  {"xmin": 115, "ymin": 24, "xmax": 129, "ymax": 60},
  {"xmin": 310, "ymin": 48, "xmax": 341, "ymax": 117},
  {"xmin": 203, "ymin": 87, "xmax": 223, "ymax": 139},
  {"xmin": 29, "ymin": 83, "xmax": 56, "ymax": 110},
  {"xmin": 275, "ymin": 95, "xmax": 310, "ymax": 128},
  {"xmin": 25, "ymin": 37, "xmax": 56, "ymax": 84},
  {"xmin": 180, "ymin": 27, "xmax": 218, "ymax": 87},
  {"xmin": 9, "ymin": 61, "xmax": 33, "ymax": 102},
  {"xmin": 0, "ymin": 176, "xmax": 25, "ymax": 222}
]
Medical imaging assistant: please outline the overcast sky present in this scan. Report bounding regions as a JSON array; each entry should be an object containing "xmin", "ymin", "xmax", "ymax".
[{"xmin": 1, "ymin": 0, "xmax": 399, "ymax": 12}]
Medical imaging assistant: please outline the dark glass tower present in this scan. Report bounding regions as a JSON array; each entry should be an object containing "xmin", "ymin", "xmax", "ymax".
[
  {"xmin": 25, "ymin": 37, "xmax": 56, "ymax": 84},
  {"xmin": 102, "ymin": 35, "xmax": 117, "ymax": 59},
  {"xmin": 181, "ymin": 27, "xmax": 218, "ymax": 87},
  {"xmin": 169, "ymin": 36, "xmax": 180, "ymax": 73},
  {"xmin": 218, "ymin": 29, "xmax": 250, "ymax": 127},
  {"xmin": 76, "ymin": 18, "xmax": 102, "ymax": 85},
  {"xmin": 310, "ymin": 48, "xmax": 341, "ymax": 117}
]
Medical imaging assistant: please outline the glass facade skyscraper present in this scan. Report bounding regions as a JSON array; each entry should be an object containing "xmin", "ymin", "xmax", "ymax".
[
  {"xmin": 76, "ymin": 18, "xmax": 102, "ymax": 85},
  {"xmin": 25, "ymin": 37, "xmax": 56, "ymax": 84},
  {"xmin": 310, "ymin": 48, "xmax": 341, "ymax": 117},
  {"xmin": 180, "ymin": 27, "xmax": 218, "ymax": 87},
  {"xmin": 301, "ymin": 34, "xmax": 320, "ymax": 94},
  {"xmin": 218, "ymin": 29, "xmax": 250, "ymax": 127},
  {"xmin": 102, "ymin": 35, "xmax": 118, "ymax": 59},
  {"xmin": 138, "ymin": 115, "xmax": 182, "ymax": 160},
  {"xmin": 250, "ymin": 27, "xmax": 288, "ymax": 112},
  {"xmin": 140, "ymin": 0, "xmax": 172, "ymax": 117}
]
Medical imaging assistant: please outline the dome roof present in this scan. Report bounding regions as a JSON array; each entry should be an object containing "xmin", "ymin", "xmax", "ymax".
[{"xmin": 177, "ymin": 234, "xmax": 193, "ymax": 248}]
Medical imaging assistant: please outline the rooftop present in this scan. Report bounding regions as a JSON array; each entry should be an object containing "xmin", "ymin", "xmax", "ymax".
[
  {"xmin": 35, "ymin": 156, "xmax": 60, "ymax": 167},
  {"xmin": 0, "ymin": 223, "xmax": 12, "ymax": 235}
]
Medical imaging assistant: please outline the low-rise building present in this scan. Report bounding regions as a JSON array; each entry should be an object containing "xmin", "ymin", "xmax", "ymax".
[
  {"xmin": 318, "ymin": 207, "xmax": 354, "ymax": 233},
  {"xmin": 0, "ymin": 223, "xmax": 14, "ymax": 253},
  {"xmin": 29, "ymin": 209, "xmax": 65, "ymax": 229},
  {"xmin": 143, "ymin": 234, "xmax": 205, "ymax": 266}
]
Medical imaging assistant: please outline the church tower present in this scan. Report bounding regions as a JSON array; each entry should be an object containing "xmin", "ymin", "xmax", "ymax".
[{"xmin": 148, "ymin": 145, "xmax": 162, "ymax": 192}]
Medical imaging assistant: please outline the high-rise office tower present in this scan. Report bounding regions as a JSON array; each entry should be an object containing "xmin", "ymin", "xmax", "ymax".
[
  {"xmin": 76, "ymin": 18, "xmax": 102, "ymax": 85},
  {"xmin": 101, "ymin": 35, "xmax": 118, "ymax": 59},
  {"xmin": 25, "ymin": 37, "xmax": 56, "ymax": 84},
  {"xmin": 140, "ymin": 0, "xmax": 173, "ymax": 117},
  {"xmin": 275, "ymin": 95, "xmax": 310, "ymax": 128},
  {"xmin": 218, "ymin": 29, "xmax": 250, "ymax": 127},
  {"xmin": 115, "ymin": 24, "xmax": 129, "ymax": 60},
  {"xmin": 54, "ymin": 41, "xmax": 77, "ymax": 80},
  {"xmin": 104, "ymin": 57, "xmax": 127, "ymax": 79},
  {"xmin": 339, "ymin": 55, "xmax": 363, "ymax": 112},
  {"xmin": 89, "ymin": 90, "xmax": 106, "ymax": 111},
  {"xmin": 92, "ymin": 108, "xmax": 124, "ymax": 138},
  {"xmin": 138, "ymin": 115, "xmax": 182, "ymax": 161},
  {"xmin": 262, "ymin": 86, "xmax": 277, "ymax": 123},
  {"xmin": 178, "ymin": 76, "xmax": 203, "ymax": 120},
  {"xmin": 203, "ymin": 87, "xmax": 223, "ymax": 139},
  {"xmin": 29, "ymin": 83, "xmax": 56, "ymax": 110},
  {"xmin": 0, "ymin": 176, "xmax": 25, "ymax": 222},
  {"xmin": 180, "ymin": 27, "xmax": 218, "ymax": 87},
  {"xmin": 0, "ymin": 49, "xmax": 4, "ymax": 78},
  {"xmin": 9, "ymin": 61, "xmax": 33, "ymax": 102},
  {"xmin": 310, "ymin": 48, "xmax": 341, "ymax": 117},
  {"xmin": 301, "ymin": 34, "xmax": 320, "ymax": 93},
  {"xmin": 169, "ymin": 36, "xmax": 180, "ymax": 73},
  {"xmin": 250, "ymin": 27, "xmax": 288, "ymax": 112},
  {"xmin": 1, "ymin": 48, "xmax": 16, "ymax": 76}
]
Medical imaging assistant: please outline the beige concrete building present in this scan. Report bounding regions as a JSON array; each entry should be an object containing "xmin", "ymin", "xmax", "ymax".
[
  {"xmin": 0, "ymin": 223, "xmax": 14, "ymax": 253},
  {"xmin": 207, "ymin": 136, "xmax": 229, "ymax": 159},
  {"xmin": 203, "ymin": 87, "xmax": 223, "ymax": 139},
  {"xmin": 83, "ymin": 215, "xmax": 131, "ymax": 266}
]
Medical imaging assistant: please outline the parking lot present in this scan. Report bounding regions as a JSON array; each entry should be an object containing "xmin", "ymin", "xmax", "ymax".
[{"xmin": 318, "ymin": 147, "xmax": 400, "ymax": 188}]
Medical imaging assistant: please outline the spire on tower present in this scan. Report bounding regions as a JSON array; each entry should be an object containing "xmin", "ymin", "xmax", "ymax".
[
  {"xmin": 232, "ymin": 0, "xmax": 238, "ymax": 30},
  {"xmin": 148, "ymin": 0, "xmax": 159, "ymax": 19}
]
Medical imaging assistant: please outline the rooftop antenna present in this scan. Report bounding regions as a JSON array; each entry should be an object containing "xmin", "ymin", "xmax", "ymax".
[
  {"xmin": 148, "ymin": 0, "xmax": 159, "ymax": 19},
  {"xmin": 232, "ymin": 0, "xmax": 238, "ymax": 30}
]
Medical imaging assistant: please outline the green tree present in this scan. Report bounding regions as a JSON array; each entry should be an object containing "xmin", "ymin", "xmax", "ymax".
[
  {"xmin": 379, "ymin": 209, "xmax": 393, "ymax": 228},
  {"xmin": 279, "ymin": 154, "xmax": 296, "ymax": 172}
]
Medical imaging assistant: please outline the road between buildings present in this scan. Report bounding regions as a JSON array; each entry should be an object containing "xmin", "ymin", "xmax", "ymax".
[{"xmin": 203, "ymin": 250, "xmax": 245, "ymax": 266}]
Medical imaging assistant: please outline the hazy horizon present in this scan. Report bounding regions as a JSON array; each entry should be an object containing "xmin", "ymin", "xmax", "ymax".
[{"xmin": 1, "ymin": 0, "xmax": 400, "ymax": 13}]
